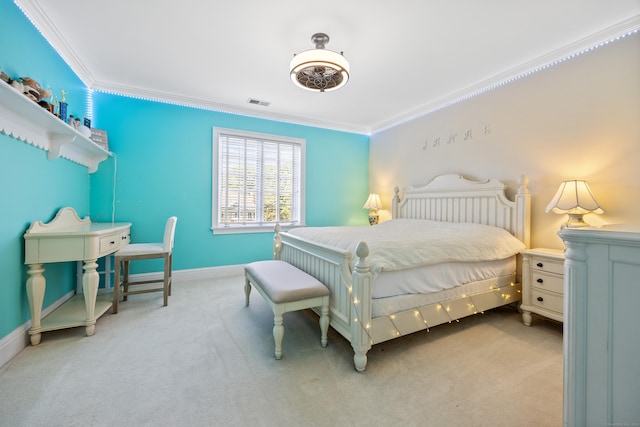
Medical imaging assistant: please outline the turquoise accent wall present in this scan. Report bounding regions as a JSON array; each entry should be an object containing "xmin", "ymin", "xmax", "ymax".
[
  {"xmin": 90, "ymin": 93, "xmax": 370, "ymax": 272},
  {"xmin": 0, "ymin": 0, "xmax": 369, "ymax": 342},
  {"xmin": 0, "ymin": 0, "xmax": 91, "ymax": 338}
]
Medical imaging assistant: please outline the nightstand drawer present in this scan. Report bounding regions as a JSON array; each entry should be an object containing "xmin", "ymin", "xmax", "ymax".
[
  {"xmin": 531, "ymin": 271, "xmax": 563, "ymax": 293},
  {"xmin": 530, "ymin": 256, "xmax": 564, "ymax": 275},
  {"xmin": 531, "ymin": 289, "xmax": 563, "ymax": 314}
]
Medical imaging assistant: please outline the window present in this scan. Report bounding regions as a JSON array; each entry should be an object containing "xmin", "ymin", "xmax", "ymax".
[{"xmin": 212, "ymin": 127, "xmax": 305, "ymax": 234}]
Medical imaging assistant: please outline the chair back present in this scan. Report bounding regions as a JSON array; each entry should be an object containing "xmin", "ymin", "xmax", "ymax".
[{"xmin": 163, "ymin": 216, "xmax": 178, "ymax": 253}]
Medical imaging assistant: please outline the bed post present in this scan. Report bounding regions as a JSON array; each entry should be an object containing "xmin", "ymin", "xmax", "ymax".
[
  {"xmin": 391, "ymin": 186, "xmax": 401, "ymax": 219},
  {"xmin": 351, "ymin": 242, "xmax": 373, "ymax": 372},
  {"xmin": 515, "ymin": 175, "xmax": 531, "ymax": 249},
  {"xmin": 273, "ymin": 224, "xmax": 282, "ymax": 260}
]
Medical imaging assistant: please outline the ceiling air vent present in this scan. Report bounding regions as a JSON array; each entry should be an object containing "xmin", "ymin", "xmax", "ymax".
[{"xmin": 247, "ymin": 98, "xmax": 270, "ymax": 107}]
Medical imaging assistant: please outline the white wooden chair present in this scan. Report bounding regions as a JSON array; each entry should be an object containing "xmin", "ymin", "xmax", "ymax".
[{"xmin": 112, "ymin": 217, "xmax": 177, "ymax": 313}]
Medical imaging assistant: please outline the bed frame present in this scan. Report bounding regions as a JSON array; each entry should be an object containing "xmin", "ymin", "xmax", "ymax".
[{"xmin": 273, "ymin": 174, "xmax": 531, "ymax": 371}]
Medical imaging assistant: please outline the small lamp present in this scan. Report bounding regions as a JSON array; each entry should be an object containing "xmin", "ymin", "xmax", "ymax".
[
  {"xmin": 545, "ymin": 180, "xmax": 604, "ymax": 228},
  {"xmin": 363, "ymin": 193, "xmax": 382, "ymax": 225}
]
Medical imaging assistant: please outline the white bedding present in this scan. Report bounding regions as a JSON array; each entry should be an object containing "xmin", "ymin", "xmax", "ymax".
[
  {"xmin": 372, "ymin": 256, "xmax": 516, "ymax": 298},
  {"xmin": 287, "ymin": 219, "xmax": 525, "ymax": 276},
  {"xmin": 372, "ymin": 273, "xmax": 517, "ymax": 318}
]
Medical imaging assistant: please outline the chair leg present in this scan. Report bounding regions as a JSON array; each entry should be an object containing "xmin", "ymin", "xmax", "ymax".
[
  {"xmin": 112, "ymin": 257, "xmax": 120, "ymax": 314},
  {"xmin": 163, "ymin": 254, "xmax": 169, "ymax": 307},
  {"xmin": 123, "ymin": 260, "xmax": 130, "ymax": 301},
  {"xmin": 244, "ymin": 276, "xmax": 252, "ymax": 307},
  {"xmin": 168, "ymin": 253, "xmax": 172, "ymax": 297}
]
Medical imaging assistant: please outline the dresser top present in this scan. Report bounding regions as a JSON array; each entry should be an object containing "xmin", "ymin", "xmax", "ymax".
[{"xmin": 559, "ymin": 223, "xmax": 640, "ymax": 244}]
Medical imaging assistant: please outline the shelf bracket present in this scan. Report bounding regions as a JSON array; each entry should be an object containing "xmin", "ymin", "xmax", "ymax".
[{"xmin": 48, "ymin": 133, "xmax": 76, "ymax": 160}]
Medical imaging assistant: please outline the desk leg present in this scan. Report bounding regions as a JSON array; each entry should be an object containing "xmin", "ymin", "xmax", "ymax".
[
  {"xmin": 26, "ymin": 263, "xmax": 45, "ymax": 345},
  {"xmin": 82, "ymin": 259, "xmax": 99, "ymax": 336}
]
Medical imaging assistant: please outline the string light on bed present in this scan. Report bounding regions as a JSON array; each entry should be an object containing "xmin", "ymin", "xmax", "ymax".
[
  {"xmin": 272, "ymin": 174, "xmax": 531, "ymax": 371},
  {"xmin": 290, "ymin": 33, "xmax": 350, "ymax": 92}
]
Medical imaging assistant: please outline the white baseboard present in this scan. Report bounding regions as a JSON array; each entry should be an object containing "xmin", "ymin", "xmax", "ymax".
[
  {"xmin": 0, "ymin": 264, "xmax": 244, "ymax": 369},
  {"xmin": 0, "ymin": 290, "xmax": 74, "ymax": 369},
  {"xmin": 133, "ymin": 264, "xmax": 244, "ymax": 282}
]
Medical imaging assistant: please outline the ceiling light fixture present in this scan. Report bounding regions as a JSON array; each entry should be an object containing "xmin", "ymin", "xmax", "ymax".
[{"xmin": 290, "ymin": 33, "xmax": 350, "ymax": 92}]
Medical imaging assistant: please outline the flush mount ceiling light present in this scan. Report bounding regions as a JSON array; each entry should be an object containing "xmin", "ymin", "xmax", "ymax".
[{"xmin": 290, "ymin": 33, "xmax": 350, "ymax": 92}]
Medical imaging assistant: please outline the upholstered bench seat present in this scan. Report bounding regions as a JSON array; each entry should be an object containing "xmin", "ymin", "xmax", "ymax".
[{"xmin": 244, "ymin": 260, "xmax": 330, "ymax": 359}]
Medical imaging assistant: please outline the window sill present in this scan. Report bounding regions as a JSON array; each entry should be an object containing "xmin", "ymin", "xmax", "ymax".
[{"xmin": 211, "ymin": 223, "xmax": 303, "ymax": 235}]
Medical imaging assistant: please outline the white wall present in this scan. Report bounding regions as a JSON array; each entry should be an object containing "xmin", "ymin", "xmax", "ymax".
[{"xmin": 369, "ymin": 32, "xmax": 640, "ymax": 250}]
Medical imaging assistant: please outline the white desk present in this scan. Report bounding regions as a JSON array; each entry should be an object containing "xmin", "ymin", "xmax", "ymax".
[{"xmin": 24, "ymin": 207, "xmax": 131, "ymax": 345}]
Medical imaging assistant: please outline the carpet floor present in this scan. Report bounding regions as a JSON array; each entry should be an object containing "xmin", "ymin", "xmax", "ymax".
[{"xmin": 0, "ymin": 273, "xmax": 563, "ymax": 426}]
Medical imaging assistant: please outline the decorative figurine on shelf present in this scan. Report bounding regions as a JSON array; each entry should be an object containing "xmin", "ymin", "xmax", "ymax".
[
  {"xmin": 20, "ymin": 77, "xmax": 42, "ymax": 102},
  {"xmin": 59, "ymin": 89, "xmax": 68, "ymax": 123},
  {"xmin": 38, "ymin": 84, "xmax": 53, "ymax": 112}
]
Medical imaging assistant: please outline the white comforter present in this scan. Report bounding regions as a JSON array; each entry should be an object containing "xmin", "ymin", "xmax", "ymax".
[{"xmin": 287, "ymin": 219, "xmax": 525, "ymax": 275}]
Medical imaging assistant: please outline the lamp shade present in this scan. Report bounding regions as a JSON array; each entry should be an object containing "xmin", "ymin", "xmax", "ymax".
[
  {"xmin": 363, "ymin": 193, "xmax": 382, "ymax": 210},
  {"xmin": 545, "ymin": 180, "xmax": 604, "ymax": 214}
]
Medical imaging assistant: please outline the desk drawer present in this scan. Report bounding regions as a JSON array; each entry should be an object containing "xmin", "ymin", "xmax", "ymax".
[{"xmin": 99, "ymin": 232, "xmax": 125, "ymax": 256}]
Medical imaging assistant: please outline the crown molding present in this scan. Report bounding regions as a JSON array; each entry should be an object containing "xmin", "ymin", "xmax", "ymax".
[
  {"xmin": 90, "ymin": 81, "xmax": 371, "ymax": 135},
  {"xmin": 371, "ymin": 15, "xmax": 640, "ymax": 134},
  {"xmin": 15, "ymin": 0, "xmax": 639, "ymax": 136},
  {"xmin": 15, "ymin": 0, "xmax": 97, "ymax": 87}
]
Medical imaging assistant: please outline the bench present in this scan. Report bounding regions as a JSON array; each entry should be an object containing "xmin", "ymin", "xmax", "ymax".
[{"xmin": 244, "ymin": 260, "xmax": 330, "ymax": 359}]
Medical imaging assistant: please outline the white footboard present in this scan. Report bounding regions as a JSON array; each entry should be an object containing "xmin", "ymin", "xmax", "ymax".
[{"xmin": 273, "ymin": 225, "xmax": 373, "ymax": 371}]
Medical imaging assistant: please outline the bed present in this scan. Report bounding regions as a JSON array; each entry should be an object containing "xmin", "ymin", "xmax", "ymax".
[{"xmin": 273, "ymin": 174, "xmax": 531, "ymax": 371}]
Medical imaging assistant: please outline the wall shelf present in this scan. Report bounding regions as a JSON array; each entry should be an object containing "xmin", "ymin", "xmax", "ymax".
[{"xmin": 0, "ymin": 81, "xmax": 110, "ymax": 173}]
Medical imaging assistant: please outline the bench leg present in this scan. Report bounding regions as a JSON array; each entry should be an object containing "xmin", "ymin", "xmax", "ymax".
[
  {"xmin": 273, "ymin": 308, "xmax": 284, "ymax": 360},
  {"xmin": 244, "ymin": 276, "xmax": 251, "ymax": 307},
  {"xmin": 319, "ymin": 303, "xmax": 329, "ymax": 348}
]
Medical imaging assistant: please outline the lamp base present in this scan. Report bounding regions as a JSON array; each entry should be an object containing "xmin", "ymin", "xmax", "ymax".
[
  {"xmin": 563, "ymin": 214, "xmax": 590, "ymax": 228},
  {"xmin": 368, "ymin": 212, "xmax": 379, "ymax": 226}
]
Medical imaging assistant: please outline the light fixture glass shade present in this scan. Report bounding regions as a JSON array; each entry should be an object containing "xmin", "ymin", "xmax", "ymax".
[
  {"xmin": 290, "ymin": 33, "xmax": 350, "ymax": 92},
  {"xmin": 545, "ymin": 180, "xmax": 604, "ymax": 227},
  {"xmin": 363, "ymin": 193, "xmax": 382, "ymax": 210}
]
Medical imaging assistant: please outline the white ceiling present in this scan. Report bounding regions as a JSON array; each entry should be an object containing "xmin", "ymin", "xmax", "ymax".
[{"xmin": 16, "ymin": 0, "xmax": 640, "ymax": 135}]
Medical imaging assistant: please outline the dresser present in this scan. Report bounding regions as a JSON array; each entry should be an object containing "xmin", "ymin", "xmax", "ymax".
[
  {"xmin": 559, "ymin": 223, "xmax": 640, "ymax": 426},
  {"xmin": 520, "ymin": 248, "xmax": 564, "ymax": 325},
  {"xmin": 24, "ymin": 207, "xmax": 131, "ymax": 345}
]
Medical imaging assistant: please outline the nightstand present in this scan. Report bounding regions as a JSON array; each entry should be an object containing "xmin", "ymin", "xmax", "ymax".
[{"xmin": 520, "ymin": 248, "xmax": 564, "ymax": 326}]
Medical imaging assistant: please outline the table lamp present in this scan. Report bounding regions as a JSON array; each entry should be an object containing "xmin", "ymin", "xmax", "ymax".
[
  {"xmin": 545, "ymin": 180, "xmax": 604, "ymax": 228},
  {"xmin": 363, "ymin": 193, "xmax": 382, "ymax": 225}
]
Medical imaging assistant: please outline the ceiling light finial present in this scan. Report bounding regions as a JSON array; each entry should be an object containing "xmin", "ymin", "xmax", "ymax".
[{"xmin": 290, "ymin": 33, "xmax": 350, "ymax": 92}]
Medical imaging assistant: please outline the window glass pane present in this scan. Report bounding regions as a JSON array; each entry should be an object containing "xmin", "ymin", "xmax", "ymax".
[{"xmin": 213, "ymin": 128, "xmax": 305, "ymax": 232}]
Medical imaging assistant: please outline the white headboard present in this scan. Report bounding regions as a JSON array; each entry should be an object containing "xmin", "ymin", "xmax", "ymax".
[{"xmin": 392, "ymin": 174, "xmax": 531, "ymax": 248}]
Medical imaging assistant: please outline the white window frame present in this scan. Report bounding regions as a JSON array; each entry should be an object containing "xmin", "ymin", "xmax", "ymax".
[{"xmin": 212, "ymin": 127, "xmax": 306, "ymax": 234}]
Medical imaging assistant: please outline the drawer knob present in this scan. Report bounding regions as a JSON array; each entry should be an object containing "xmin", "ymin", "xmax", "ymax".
[
  {"xmin": 110, "ymin": 241, "xmax": 115, "ymax": 245},
  {"xmin": 537, "ymin": 278, "xmax": 544, "ymax": 283},
  {"xmin": 536, "ymin": 262, "xmax": 544, "ymax": 268},
  {"xmin": 537, "ymin": 296, "xmax": 544, "ymax": 302}
]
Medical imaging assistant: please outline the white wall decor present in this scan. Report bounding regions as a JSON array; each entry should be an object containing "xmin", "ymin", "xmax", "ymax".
[{"xmin": 421, "ymin": 123, "xmax": 491, "ymax": 151}]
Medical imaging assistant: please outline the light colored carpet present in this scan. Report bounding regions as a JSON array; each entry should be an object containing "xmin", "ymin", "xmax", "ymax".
[{"xmin": 0, "ymin": 273, "xmax": 563, "ymax": 426}]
